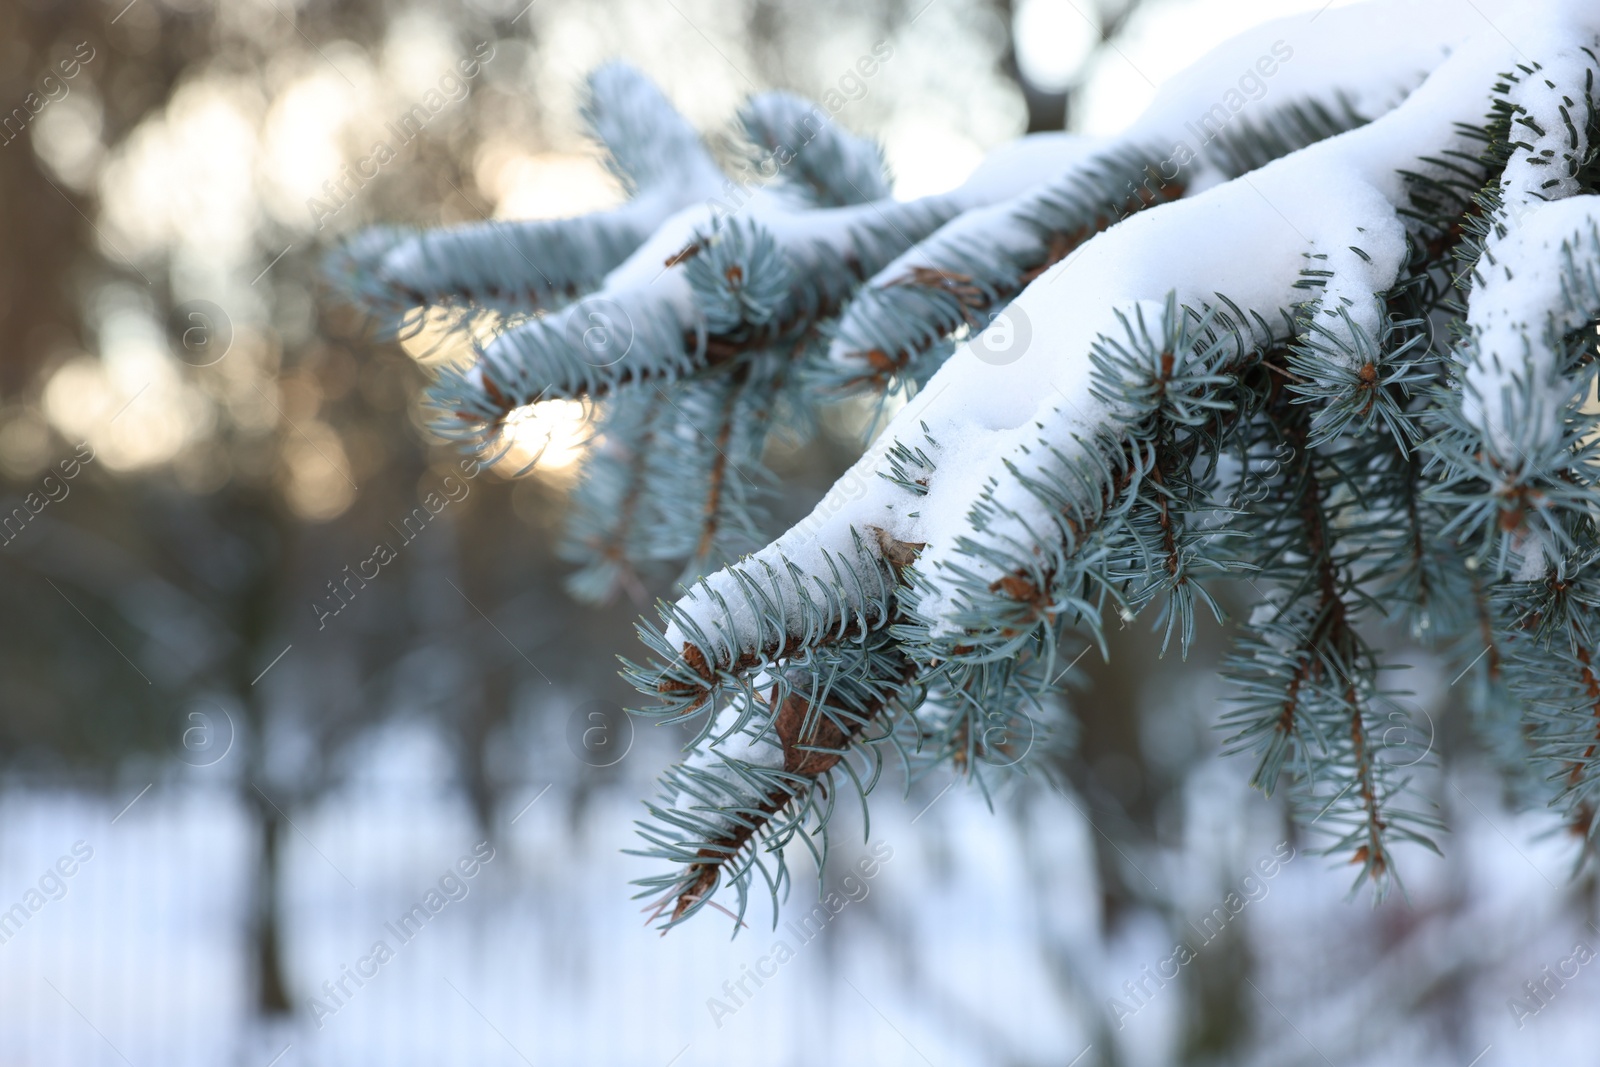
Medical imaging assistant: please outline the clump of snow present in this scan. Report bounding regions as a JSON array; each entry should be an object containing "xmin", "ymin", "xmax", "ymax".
[
  {"xmin": 824, "ymin": 0, "xmax": 1500, "ymax": 370},
  {"xmin": 1461, "ymin": 31, "xmax": 1600, "ymax": 455},
  {"xmin": 1463, "ymin": 201, "xmax": 1600, "ymax": 449}
]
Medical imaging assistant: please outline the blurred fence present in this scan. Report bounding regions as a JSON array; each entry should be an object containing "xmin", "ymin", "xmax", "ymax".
[
  {"xmin": 0, "ymin": 764, "xmax": 1110, "ymax": 1067},
  {"xmin": 3, "ymin": 755, "xmax": 1599, "ymax": 1067}
]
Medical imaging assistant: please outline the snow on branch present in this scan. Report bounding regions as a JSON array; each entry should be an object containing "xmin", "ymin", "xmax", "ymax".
[
  {"xmin": 416, "ymin": 138, "xmax": 1093, "ymax": 444},
  {"xmin": 822, "ymin": 0, "xmax": 1486, "ymax": 392},
  {"xmin": 667, "ymin": 12, "xmax": 1523, "ymax": 671},
  {"xmin": 326, "ymin": 64, "xmax": 724, "ymax": 326},
  {"xmin": 1436, "ymin": 34, "xmax": 1600, "ymax": 579}
]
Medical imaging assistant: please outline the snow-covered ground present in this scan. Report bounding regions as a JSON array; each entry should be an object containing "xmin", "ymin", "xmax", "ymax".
[{"xmin": 2, "ymin": 721, "xmax": 1598, "ymax": 1067}]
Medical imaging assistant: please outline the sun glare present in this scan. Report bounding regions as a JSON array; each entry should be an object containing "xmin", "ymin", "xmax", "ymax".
[{"xmin": 497, "ymin": 398, "xmax": 591, "ymax": 482}]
